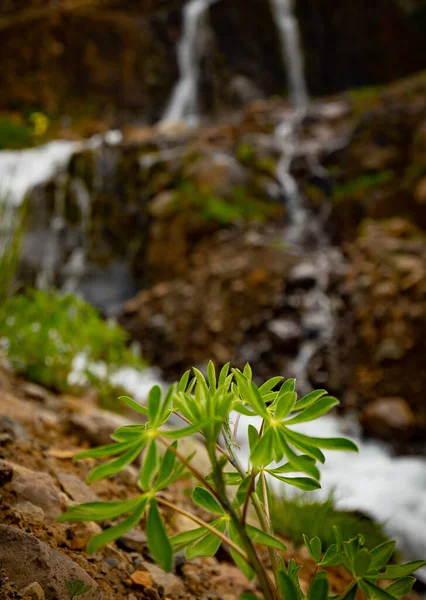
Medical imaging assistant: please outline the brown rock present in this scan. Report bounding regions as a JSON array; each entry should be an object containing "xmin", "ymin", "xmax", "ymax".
[
  {"xmin": 56, "ymin": 472, "xmax": 99, "ymax": 504},
  {"xmin": 0, "ymin": 461, "xmax": 13, "ymax": 487},
  {"xmin": 19, "ymin": 582, "xmax": 45, "ymax": 600},
  {"xmin": 143, "ymin": 562, "xmax": 185, "ymax": 598},
  {"xmin": 12, "ymin": 501, "xmax": 44, "ymax": 525},
  {"xmin": 117, "ymin": 528, "xmax": 148, "ymax": 553},
  {"xmin": 10, "ymin": 472, "xmax": 62, "ymax": 520},
  {"xmin": 0, "ymin": 525, "xmax": 103, "ymax": 600},
  {"xmin": 361, "ymin": 397, "xmax": 416, "ymax": 440},
  {"xmin": 64, "ymin": 522, "xmax": 102, "ymax": 551},
  {"xmin": 130, "ymin": 571, "xmax": 153, "ymax": 587}
]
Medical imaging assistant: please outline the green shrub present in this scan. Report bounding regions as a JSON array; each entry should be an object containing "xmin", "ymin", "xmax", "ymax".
[
  {"xmin": 333, "ymin": 171, "xmax": 395, "ymax": 202},
  {"xmin": 0, "ymin": 289, "xmax": 145, "ymax": 407},
  {"xmin": 59, "ymin": 362, "xmax": 425, "ymax": 600},
  {"xmin": 272, "ymin": 495, "xmax": 388, "ymax": 552}
]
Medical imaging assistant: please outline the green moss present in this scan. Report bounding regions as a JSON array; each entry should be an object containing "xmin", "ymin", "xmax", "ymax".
[
  {"xmin": 0, "ymin": 117, "xmax": 32, "ymax": 149},
  {"xmin": 272, "ymin": 495, "xmax": 389, "ymax": 552},
  {"xmin": 333, "ymin": 170, "xmax": 395, "ymax": 202},
  {"xmin": 173, "ymin": 182, "xmax": 282, "ymax": 225}
]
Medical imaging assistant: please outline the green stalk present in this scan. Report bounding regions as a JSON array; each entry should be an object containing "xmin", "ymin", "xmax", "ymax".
[{"xmin": 207, "ymin": 442, "xmax": 278, "ymax": 600}]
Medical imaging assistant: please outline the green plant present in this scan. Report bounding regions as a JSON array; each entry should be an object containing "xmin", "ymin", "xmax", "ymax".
[
  {"xmin": 271, "ymin": 495, "xmax": 388, "ymax": 552},
  {"xmin": 174, "ymin": 182, "xmax": 281, "ymax": 225},
  {"xmin": 0, "ymin": 289, "xmax": 145, "ymax": 405},
  {"xmin": 59, "ymin": 362, "xmax": 425, "ymax": 600},
  {"xmin": 333, "ymin": 171, "xmax": 395, "ymax": 202},
  {"xmin": 0, "ymin": 117, "xmax": 32, "ymax": 149},
  {"xmin": 0, "ymin": 197, "xmax": 27, "ymax": 306},
  {"xmin": 65, "ymin": 580, "xmax": 92, "ymax": 599}
]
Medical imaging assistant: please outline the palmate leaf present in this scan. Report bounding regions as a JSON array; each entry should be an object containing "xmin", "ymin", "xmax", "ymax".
[
  {"xmin": 147, "ymin": 385, "xmax": 162, "ymax": 423},
  {"xmin": 146, "ymin": 499, "xmax": 173, "ymax": 572},
  {"xmin": 87, "ymin": 497, "xmax": 149, "ymax": 554},
  {"xmin": 170, "ymin": 526, "xmax": 208, "ymax": 550},
  {"xmin": 154, "ymin": 441, "xmax": 178, "ymax": 490},
  {"xmin": 354, "ymin": 548, "xmax": 372, "ymax": 577},
  {"xmin": 268, "ymin": 455, "xmax": 320, "ymax": 480},
  {"xmin": 250, "ymin": 428, "xmax": 284, "ymax": 467},
  {"xmin": 284, "ymin": 428, "xmax": 358, "ymax": 454},
  {"xmin": 303, "ymin": 535, "xmax": 322, "ymax": 564},
  {"xmin": 277, "ymin": 433, "xmax": 321, "ymax": 480},
  {"xmin": 308, "ymin": 571, "xmax": 329, "ymax": 600},
  {"xmin": 373, "ymin": 560, "xmax": 426, "ymax": 580},
  {"xmin": 277, "ymin": 569, "xmax": 301, "ymax": 600},
  {"xmin": 258, "ymin": 376, "xmax": 283, "ymax": 396},
  {"xmin": 369, "ymin": 541, "xmax": 396, "ymax": 571},
  {"xmin": 111, "ymin": 424, "xmax": 146, "ymax": 442},
  {"xmin": 139, "ymin": 439, "xmax": 159, "ymax": 490},
  {"xmin": 295, "ymin": 389, "xmax": 327, "ymax": 410},
  {"xmin": 359, "ymin": 579, "xmax": 395, "ymax": 600},
  {"xmin": 275, "ymin": 391, "xmax": 297, "ymax": 420},
  {"xmin": 319, "ymin": 544, "xmax": 344, "ymax": 567},
  {"xmin": 269, "ymin": 473, "xmax": 321, "ymax": 491},
  {"xmin": 75, "ymin": 440, "xmax": 137, "ymax": 460},
  {"xmin": 119, "ymin": 395, "xmax": 149, "ymax": 415}
]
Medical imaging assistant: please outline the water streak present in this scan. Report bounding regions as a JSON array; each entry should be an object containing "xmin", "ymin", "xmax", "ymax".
[
  {"xmin": 161, "ymin": 0, "xmax": 215, "ymax": 125},
  {"xmin": 269, "ymin": 0, "xmax": 308, "ymax": 107}
]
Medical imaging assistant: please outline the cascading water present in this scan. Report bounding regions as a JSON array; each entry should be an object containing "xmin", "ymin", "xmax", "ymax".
[
  {"xmin": 161, "ymin": 0, "xmax": 215, "ymax": 125},
  {"xmin": 269, "ymin": 0, "xmax": 308, "ymax": 107}
]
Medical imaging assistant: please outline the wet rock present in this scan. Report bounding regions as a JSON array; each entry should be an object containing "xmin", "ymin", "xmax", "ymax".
[
  {"xmin": 56, "ymin": 472, "xmax": 99, "ymax": 504},
  {"xmin": 10, "ymin": 472, "xmax": 62, "ymax": 520},
  {"xmin": 287, "ymin": 263, "xmax": 317, "ymax": 289},
  {"xmin": 267, "ymin": 319, "xmax": 302, "ymax": 348},
  {"xmin": 361, "ymin": 397, "xmax": 416, "ymax": 440},
  {"xmin": 19, "ymin": 582, "xmax": 45, "ymax": 600},
  {"xmin": 0, "ymin": 525, "xmax": 103, "ymax": 600},
  {"xmin": 12, "ymin": 501, "xmax": 44, "ymax": 525}
]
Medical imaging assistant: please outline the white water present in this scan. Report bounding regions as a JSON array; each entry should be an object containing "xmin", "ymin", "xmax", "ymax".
[
  {"xmin": 161, "ymin": 0, "xmax": 215, "ymax": 125},
  {"xmin": 269, "ymin": 0, "xmax": 308, "ymax": 107}
]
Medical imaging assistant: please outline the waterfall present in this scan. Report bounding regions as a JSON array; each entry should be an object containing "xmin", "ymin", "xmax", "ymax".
[
  {"xmin": 269, "ymin": 0, "xmax": 308, "ymax": 107},
  {"xmin": 161, "ymin": 0, "xmax": 215, "ymax": 125}
]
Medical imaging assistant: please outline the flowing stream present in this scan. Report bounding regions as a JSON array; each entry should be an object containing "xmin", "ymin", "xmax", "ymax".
[{"xmin": 161, "ymin": 0, "xmax": 216, "ymax": 125}]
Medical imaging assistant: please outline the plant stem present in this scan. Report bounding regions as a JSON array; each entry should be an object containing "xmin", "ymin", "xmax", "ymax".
[
  {"xmin": 207, "ymin": 443, "xmax": 278, "ymax": 600},
  {"xmin": 260, "ymin": 470, "xmax": 280, "ymax": 579},
  {"xmin": 155, "ymin": 496, "xmax": 249, "ymax": 562}
]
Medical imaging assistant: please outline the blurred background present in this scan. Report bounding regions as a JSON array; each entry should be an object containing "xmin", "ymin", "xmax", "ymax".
[{"xmin": 1, "ymin": 0, "xmax": 426, "ymax": 592}]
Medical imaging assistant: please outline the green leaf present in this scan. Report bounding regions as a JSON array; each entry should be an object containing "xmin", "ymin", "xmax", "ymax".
[
  {"xmin": 119, "ymin": 395, "xmax": 149, "ymax": 415},
  {"xmin": 75, "ymin": 440, "xmax": 136, "ymax": 460},
  {"xmin": 111, "ymin": 425, "xmax": 146, "ymax": 442},
  {"xmin": 192, "ymin": 487, "xmax": 225, "ymax": 515},
  {"xmin": 278, "ymin": 433, "xmax": 321, "ymax": 480},
  {"xmin": 159, "ymin": 419, "xmax": 216, "ymax": 439},
  {"xmin": 270, "ymin": 474, "xmax": 321, "ymax": 491},
  {"xmin": 285, "ymin": 396, "xmax": 339, "ymax": 425},
  {"xmin": 275, "ymin": 391, "xmax": 297, "ymax": 420},
  {"xmin": 359, "ymin": 580, "xmax": 395, "ymax": 600},
  {"xmin": 283, "ymin": 429, "xmax": 326, "ymax": 463},
  {"xmin": 235, "ymin": 476, "xmax": 253, "ymax": 507},
  {"xmin": 246, "ymin": 524, "xmax": 287, "ymax": 551},
  {"xmin": 247, "ymin": 424, "xmax": 259, "ymax": 452},
  {"xmin": 233, "ymin": 401, "xmax": 256, "ymax": 416},
  {"xmin": 218, "ymin": 363, "xmax": 231, "ymax": 386},
  {"xmin": 87, "ymin": 441, "xmax": 146, "ymax": 484},
  {"xmin": 87, "ymin": 497, "xmax": 148, "ymax": 554},
  {"xmin": 146, "ymin": 499, "xmax": 173, "ymax": 572},
  {"xmin": 308, "ymin": 571, "xmax": 329, "ymax": 600},
  {"xmin": 277, "ymin": 569, "xmax": 301, "ymax": 600},
  {"xmin": 57, "ymin": 496, "xmax": 145, "ymax": 523},
  {"xmin": 154, "ymin": 441, "xmax": 177, "ymax": 490},
  {"xmin": 269, "ymin": 455, "xmax": 320, "ymax": 480},
  {"xmin": 339, "ymin": 583, "xmax": 358, "ymax": 600},
  {"xmin": 207, "ymin": 361, "xmax": 217, "ymax": 391},
  {"xmin": 139, "ymin": 440, "xmax": 159, "ymax": 491},
  {"xmin": 376, "ymin": 561, "xmax": 426, "ymax": 580},
  {"xmin": 148, "ymin": 385, "xmax": 162, "ymax": 424},
  {"xmin": 250, "ymin": 428, "xmax": 285, "ymax": 467},
  {"xmin": 303, "ymin": 535, "xmax": 322, "ymax": 563},
  {"xmin": 369, "ymin": 541, "xmax": 396, "ymax": 571},
  {"xmin": 319, "ymin": 545, "xmax": 343, "ymax": 567},
  {"xmin": 185, "ymin": 519, "xmax": 226, "ymax": 559},
  {"xmin": 243, "ymin": 363, "xmax": 252, "ymax": 380},
  {"xmin": 281, "ymin": 378, "xmax": 296, "ymax": 392},
  {"xmin": 177, "ymin": 370, "xmax": 191, "ymax": 392},
  {"xmin": 384, "ymin": 577, "xmax": 415, "ymax": 597},
  {"xmin": 170, "ymin": 526, "xmax": 207, "ymax": 549},
  {"xmin": 296, "ymin": 389, "xmax": 327, "ymax": 410},
  {"xmin": 354, "ymin": 549, "xmax": 372, "ymax": 577},
  {"xmin": 285, "ymin": 428, "xmax": 357, "ymax": 455},
  {"xmin": 259, "ymin": 377, "xmax": 283, "ymax": 396},
  {"xmin": 234, "ymin": 371, "xmax": 268, "ymax": 418}
]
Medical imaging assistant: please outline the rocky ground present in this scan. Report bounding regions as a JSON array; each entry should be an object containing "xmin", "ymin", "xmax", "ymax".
[{"xmin": 0, "ymin": 366, "xmax": 365, "ymax": 600}]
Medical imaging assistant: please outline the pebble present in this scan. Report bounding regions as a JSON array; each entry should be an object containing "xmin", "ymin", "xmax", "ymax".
[
  {"xmin": 56, "ymin": 472, "xmax": 99, "ymax": 504},
  {"xmin": 12, "ymin": 501, "xmax": 44, "ymax": 525},
  {"xmin": 19, "ymin": 581, "xmax": 45, "ymax": 600},
  {"xmin": 10, "ymin": 472, "xmax": 62, "ymax": 520}
]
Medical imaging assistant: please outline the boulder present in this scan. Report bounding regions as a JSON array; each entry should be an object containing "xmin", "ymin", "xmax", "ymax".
[{"xmin": 0, "ymin": 526, "xmax": 103, "ymax": 600}]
